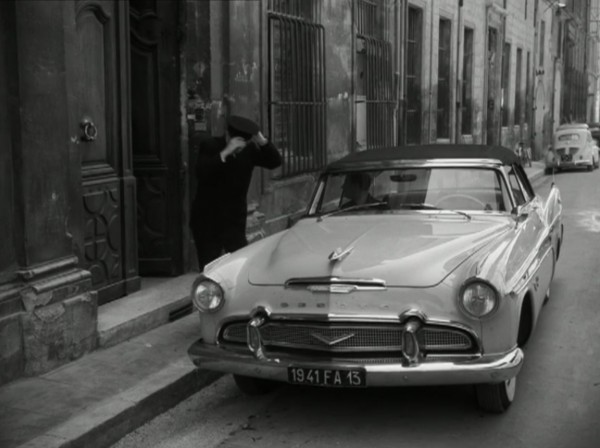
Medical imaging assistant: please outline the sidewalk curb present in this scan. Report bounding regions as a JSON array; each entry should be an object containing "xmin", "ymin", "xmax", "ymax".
[{"xmin": 19, "ymin": 364, "xmax": 222, "ymax": 448}]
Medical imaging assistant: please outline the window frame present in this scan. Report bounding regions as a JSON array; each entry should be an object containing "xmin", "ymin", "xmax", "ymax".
[{"xmin": 267, "ymin": 1, "xmax": 327, "ymax": 178}]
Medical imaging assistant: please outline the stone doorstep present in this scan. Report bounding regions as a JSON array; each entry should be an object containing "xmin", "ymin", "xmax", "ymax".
[{"xmin": 97, "ymin": 273, "xmax": 198, "ymax": 349}]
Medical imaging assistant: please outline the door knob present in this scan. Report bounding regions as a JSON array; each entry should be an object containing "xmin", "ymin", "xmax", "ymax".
[{"xmin": 80, "ymin": 117, "xmax": 98, "ymax": 142}]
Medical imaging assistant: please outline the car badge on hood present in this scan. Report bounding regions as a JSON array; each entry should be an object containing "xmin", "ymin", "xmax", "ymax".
[
  {"xmin": 329, "ymin": 246, "xmax": 353, "ymax": 262},
  {"xmin": 310, "ymin": 332, "xmax": 355, "ymax": 346}
]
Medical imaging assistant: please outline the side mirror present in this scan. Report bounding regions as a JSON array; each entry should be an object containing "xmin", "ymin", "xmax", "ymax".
[{"xmin": 512, "ymin": 205, "xmax": 529, "ymax": 223}]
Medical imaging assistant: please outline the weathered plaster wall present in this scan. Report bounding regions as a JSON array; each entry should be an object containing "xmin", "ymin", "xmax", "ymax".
[
  {"xmin": 0, "ymin": 1, "xmax": 17, "ymax": 283},
  {"xmin": 323, "ymin": 0, "xmax": 353, "ymax": 160},
  {"xmin": 184, "ymin": 0, "xmax": 355, "ymax": 242},
  {"xmin": 0, "ymin": 0, "xmax": 98, "ymax": 386}
]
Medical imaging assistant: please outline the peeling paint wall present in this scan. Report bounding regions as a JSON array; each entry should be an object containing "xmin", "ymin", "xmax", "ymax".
[
  {"xmin": 182, "ymin": 0, "xmax": 562, "ymax": 254},
  {"xmin": 323, "ymin": 0, "xmax": 353, "ymax": 160}
]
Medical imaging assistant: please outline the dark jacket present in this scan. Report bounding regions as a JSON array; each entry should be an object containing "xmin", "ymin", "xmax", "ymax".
[{"xmin": 190, "ymin": 136, "xmax": 282, "ymax": 231}]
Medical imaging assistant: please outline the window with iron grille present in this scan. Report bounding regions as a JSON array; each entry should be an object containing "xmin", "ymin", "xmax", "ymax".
[
  {"xmin": 515, "ymin": 48, "xmax": 523, "ymax": 126},
  {"xmin": 356, "ymin": 0, "xmax": 395, "ymax": 150},
  {"xmin": 525, "ymin": 51, "xmax": 531, "ymax": 128},
  {"xmin": 461, "ymin": 27, "xmax": 474, "ymax": 135},
  {"xmin": 406, "ymin": 6, "xmax": 423, "ymax": 144},
  {"xmin": 501, "ymin": 43, "xmax": 511, "ymax": 126},
  {"xmin": 268, "ymin": 0, "xmax": 326, "ymax": 177},
  {"xmin": 437, "ymin": 18, "xmax": 451, "ymax": 139}
]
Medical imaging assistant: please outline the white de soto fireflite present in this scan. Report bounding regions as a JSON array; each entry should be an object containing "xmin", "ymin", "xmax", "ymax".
[{"xmin": 188, "ymin": 145, "xmax": 563, "ymax": 413}]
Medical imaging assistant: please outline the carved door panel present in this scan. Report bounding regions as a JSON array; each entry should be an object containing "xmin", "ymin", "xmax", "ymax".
[
  {"xmin": 73, "ymin": 0, "xmax": 139, "ymax": 305},
  {"xmin": 130, "ymin": 0, "xmax": 183, "ymax": 275}
]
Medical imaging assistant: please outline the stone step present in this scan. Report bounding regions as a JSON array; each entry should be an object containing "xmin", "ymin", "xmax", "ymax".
[{"xmin": 97, "ymin": 273, "xmax": 198, "ymax": 348}]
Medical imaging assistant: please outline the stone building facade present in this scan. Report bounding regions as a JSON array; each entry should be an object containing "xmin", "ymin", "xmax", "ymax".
[{"xmin": 1, "ymin": 0, "xmax": 598, "ymax": 386}]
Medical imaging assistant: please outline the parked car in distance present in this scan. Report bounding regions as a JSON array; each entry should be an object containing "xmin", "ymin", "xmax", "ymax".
[
  {"xmin": 188, "ymin": 145, "xmax": 564, "ymax": 414},
  {"xmin": 545, "ymin": 123, "xmax": 599, "ymax": 173}
]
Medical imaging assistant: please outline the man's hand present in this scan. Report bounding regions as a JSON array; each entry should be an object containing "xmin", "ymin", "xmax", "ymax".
[
  {"xmin": 251, "ymin": 131, "xmax": 268, "ymax": 146},
  {"xmin": 220, "ymin": 137, "xmax": 247, "ymax": 161}
]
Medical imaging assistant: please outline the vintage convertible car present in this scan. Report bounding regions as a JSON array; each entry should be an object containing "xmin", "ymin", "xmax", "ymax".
[
  {"xmin": 188, "ymin": 145, "xmax": 563, "ymax": 413},
  {"xmin": 545, "ymin": 123, "xmax": 599, "ymax": 173}
]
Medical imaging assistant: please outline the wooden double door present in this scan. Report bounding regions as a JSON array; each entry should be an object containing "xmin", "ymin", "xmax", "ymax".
[{"xmin": 70, "ymin": 0, "xmax": 183, "ymax": 304}]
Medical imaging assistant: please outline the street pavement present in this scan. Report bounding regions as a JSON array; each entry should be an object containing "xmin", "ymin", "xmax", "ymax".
[{"xmin": 0, "ymin": 162, "xmax": 547, "ymax": 448}]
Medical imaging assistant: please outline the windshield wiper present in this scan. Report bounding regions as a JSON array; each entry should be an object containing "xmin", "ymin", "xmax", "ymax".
[
  {"xmin": 317, "ymin": 201, "xmax": 388, "ymax": 222},
  {"xmin": 399, "ymin": 203, "xmax": 471, "ymax": 220}
]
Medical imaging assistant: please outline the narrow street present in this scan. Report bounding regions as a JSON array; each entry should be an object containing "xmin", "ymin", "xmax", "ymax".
[{"xmin": 112, "ymin": 169, "xmax": 600, "ymax": 448}]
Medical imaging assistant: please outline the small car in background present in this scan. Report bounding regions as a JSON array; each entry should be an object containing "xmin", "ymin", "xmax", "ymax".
[
  {"xmin": 188, "ymin": 145, "xmax": 564, "ymax": 414},
  {"xmin": 545, "ymin": 123, "xmax": 599, "ymax": 173}
]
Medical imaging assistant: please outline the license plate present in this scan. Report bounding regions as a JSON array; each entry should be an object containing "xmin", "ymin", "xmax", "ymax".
[{"xmin": 288, "ymin": 367, "xmax": 366, "ymax": 387}]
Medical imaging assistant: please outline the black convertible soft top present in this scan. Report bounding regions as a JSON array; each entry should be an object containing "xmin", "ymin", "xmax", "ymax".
[{"xmin": 324, "ymin": 145, "xmax": 519, "ymax": 172}]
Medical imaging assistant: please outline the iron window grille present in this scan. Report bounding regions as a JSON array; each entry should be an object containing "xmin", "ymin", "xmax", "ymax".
[
  {"xmin": 356, "ymin": 0, "xmax": 395, "ymax": 150},
  {"xmin": 406, "ymin": 6, "xmax": 423, "ymax": 144},
  {"xmin": 437, "ymin": 18, "xmax": 451, "ymax": 139},
  {"xmin": 461, "ymin": 27, "xmax": 474, "ymax": 135},
  {"xmin": 267, "ymin": 0, "xmax": 326, "ymax": 178}
]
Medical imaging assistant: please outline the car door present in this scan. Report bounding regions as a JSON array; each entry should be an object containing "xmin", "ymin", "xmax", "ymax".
[{"xmin": 509, "ymin": 165, "xmax": 554, "ymax": 323}]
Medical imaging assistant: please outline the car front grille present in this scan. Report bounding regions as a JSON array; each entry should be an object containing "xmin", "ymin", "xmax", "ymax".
[{"xmin": 220, "ymin": 321, "xmax": 475, "ymax": 354}]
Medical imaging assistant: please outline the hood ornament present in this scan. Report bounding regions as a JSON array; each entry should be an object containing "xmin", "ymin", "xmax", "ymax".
[{"xmin": 329, "ymin": 246, "xmax": 353, "ymax": 262}]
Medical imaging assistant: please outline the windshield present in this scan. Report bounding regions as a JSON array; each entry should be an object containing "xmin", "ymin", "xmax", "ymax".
[{"xmin": 311, "ymin": 167, "xmax": 512, "ymax": 216}]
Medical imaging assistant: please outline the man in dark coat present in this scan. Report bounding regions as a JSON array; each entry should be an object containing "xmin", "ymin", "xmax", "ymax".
[{"xmin": 190, "ymin": 115, "xmax": 282, "ymax": 271}]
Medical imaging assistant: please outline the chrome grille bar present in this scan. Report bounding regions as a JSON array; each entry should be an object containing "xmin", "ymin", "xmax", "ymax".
[{"xmin": 221, "ymin": 321, "xmax": 473, "ymax": 353}]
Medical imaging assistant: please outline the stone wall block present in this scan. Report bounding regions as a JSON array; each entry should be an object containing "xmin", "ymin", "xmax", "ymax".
[
  {"xmin": 0, "ymin": 313, "xmax": 24, "ymax": 385},
  {"xmin": 21, "ymin": 291, "xmax": 97, "ymax": 377}
]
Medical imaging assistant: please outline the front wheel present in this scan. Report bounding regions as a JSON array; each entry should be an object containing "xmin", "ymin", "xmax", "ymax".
[
  {"xmin": 475, "ymin": 376, "xmax": 516, "ymax": 413},
  {"xmin": 233, "ymin": 374, "xmax": 277, "ymax": 395}
]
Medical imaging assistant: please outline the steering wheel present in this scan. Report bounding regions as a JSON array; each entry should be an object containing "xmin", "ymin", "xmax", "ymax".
[{"xmin": 434, "ymin": 194, "xmax": 486, "ymax": 210}]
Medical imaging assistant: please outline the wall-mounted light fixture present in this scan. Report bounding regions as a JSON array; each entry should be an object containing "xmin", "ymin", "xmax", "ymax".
[{"xmin": 543, "ymin": 1, "xmax": 567, "ymax": 14}]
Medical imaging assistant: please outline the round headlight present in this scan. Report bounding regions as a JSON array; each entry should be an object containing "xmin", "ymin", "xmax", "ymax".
[
  {"xmin": 192, "ymin": 279, "xmax": 224, "ymax": 313},
  {"xmin": 459, "ymin": 280, "xmax": 498, "ymax": 318}
]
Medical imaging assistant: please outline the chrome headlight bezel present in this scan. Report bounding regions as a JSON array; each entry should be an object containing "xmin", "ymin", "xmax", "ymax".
[
  {"xmin": 458, "ymin": 279, "xmax": 499, "ymax": 319},
  {"xmin": 191, "ymin": 277, "xmax": 225, "ymax": 313}
]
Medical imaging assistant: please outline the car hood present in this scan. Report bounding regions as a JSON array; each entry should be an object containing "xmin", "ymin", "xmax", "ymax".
[{"xmin": 248, "ymin": 214, "xmax": 512, "ymax": 288}]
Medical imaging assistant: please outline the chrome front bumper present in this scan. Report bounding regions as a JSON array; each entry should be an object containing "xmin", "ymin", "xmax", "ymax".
[{"xmin": 188, "ymin": 339, "xmax": 524, "ymax": 386}]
